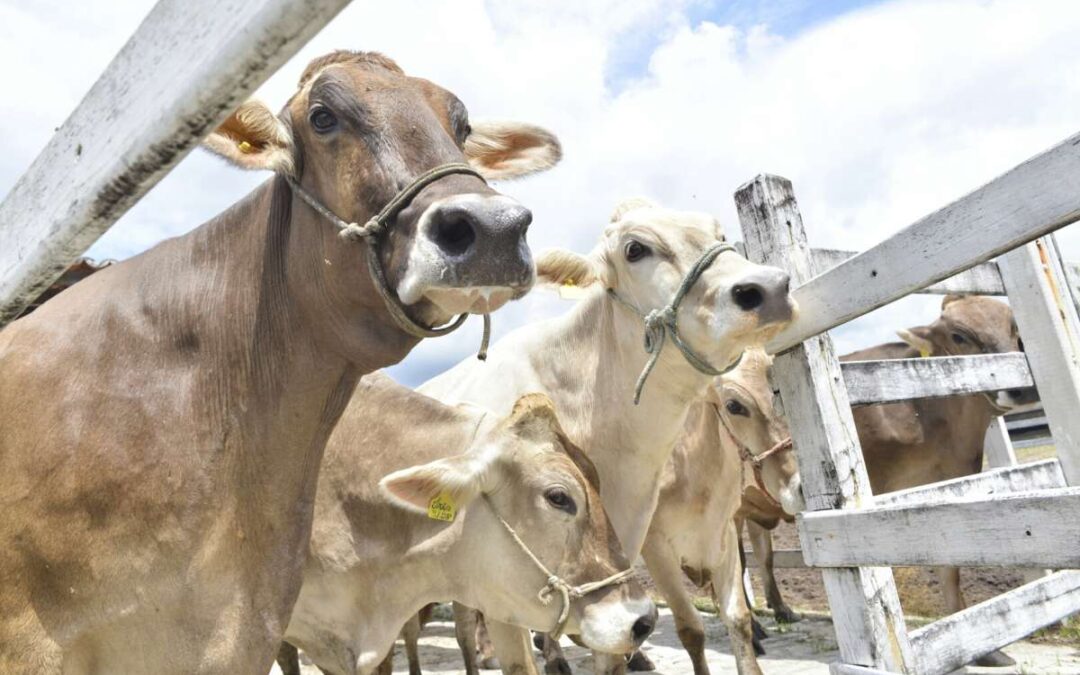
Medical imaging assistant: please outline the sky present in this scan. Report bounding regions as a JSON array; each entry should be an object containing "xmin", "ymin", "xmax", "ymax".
[{"xmin": 3, "ymin": 0, "xmax": 1080, "ymax": 386}]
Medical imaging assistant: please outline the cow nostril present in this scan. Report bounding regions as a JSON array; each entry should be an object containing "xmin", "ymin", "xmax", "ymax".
[
  {"xmin": 732, "ymin": 284, "xmax": 765, "ymax": 311},
  {"xmin": 433, "ymin": 215, "xmax": 476, "ymax": 257},
  {"xmin": 631, "ymin": 615, "xmax": 655, "ymax": 642}
]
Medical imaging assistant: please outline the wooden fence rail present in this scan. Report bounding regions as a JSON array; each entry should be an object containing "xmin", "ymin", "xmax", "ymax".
[{"xmin": 0, "ymin": 0, "xmax": 351, "ymax": 326}]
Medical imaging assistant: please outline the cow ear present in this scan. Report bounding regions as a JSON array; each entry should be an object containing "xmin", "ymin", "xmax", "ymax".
[
  {"xmin": 536, "ymin": 249, "xmax": 603, "ymax": 293},
  {"xmin": 942, "ymin": 294, "xmax": 965, "ymax": 309},
  {"xmin": 465, "ymin": 120, "xmax": 562, "ymax": 180},
  {"xmin": 203, "ymin": 99, "xmax": 295, "ymax": 175},
  {"xmin": 508, "ymin": 393, "xmax": 563, "ymax": 437},
  {"xmin": 379, "ymin": 453, "xmax": 492, "ymax": 516},
  {"xmin": 897, "ymin": 326, "xmax": 935, "ymax": 357}
]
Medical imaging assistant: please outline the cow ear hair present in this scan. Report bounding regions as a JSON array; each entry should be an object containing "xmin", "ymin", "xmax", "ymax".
[
  {"xmin": 379, "ymin": 453, "xmax": 491, "ymax": 515},
  {"xmin": 897, "ymin": 326, "xmax": 935, "ymax": 357},
  {"xmin": 465, "ymin": 120, "xmax": 562, "ymax": 180},
  {"xmin": 536, "ymin": 249, "xmax": 603, "ymax": 290},
  {"xmin": 203, "ymin": 99, "xmax": 295, "ymax": 175}
]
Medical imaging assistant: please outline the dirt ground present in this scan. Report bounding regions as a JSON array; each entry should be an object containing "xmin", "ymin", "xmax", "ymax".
[{"xmin": 272, "ymin": 605, "xmax": 1080, "ymax": 675}]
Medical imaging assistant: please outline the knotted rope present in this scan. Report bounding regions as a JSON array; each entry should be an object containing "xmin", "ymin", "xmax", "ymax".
[
  {"xmin": 608, "ymin": 242, "xmax": 742, "ymax": 404},
  {"xmin": 286, "ymin": 163, "xmax": 492, "ymax": 357},
  {"xmin": 714, "ymin": 406, "xmax": 793, "ymax": 511},
  {"xmin": 482, "ymin": 495, "xmax": 635, "ymax": 639}
]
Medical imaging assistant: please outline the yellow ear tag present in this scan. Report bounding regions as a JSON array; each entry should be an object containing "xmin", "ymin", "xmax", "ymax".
[
  {"xmin": 427, "ymin": 492, "xmax": 456, "ymax": 522},
  {"xmin": 558, "ymin": 278, "xmax": 588, "ymax": 300},
  {"xmin": 918, "ymin": 347, "xmax": 931, "ymax": 358},
  {"xmin": 237, "ymin": 140, "xmax": 254, "ymax": 154}
]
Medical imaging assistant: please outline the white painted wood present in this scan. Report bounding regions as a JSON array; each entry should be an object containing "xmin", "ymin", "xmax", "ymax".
[
  {"xmin": 0, "ymin": 0, "xmax": 351, "ymax": 325},
  {"xmin": 873, "ymin": 459, "xmax": 1065, "ymax": 508},
  {"xmin": 761, "ymin": 132, "xmax": 1080, "ymax": 353},
  {"xmin": 984, "ymin": 417, "xmax": 1019, "ymax": 468},
  {"xmin": 999, "ymin": 238, "xmax": 1080, "ymax": 485},
  {"xmin": 799, "ymin": 487, "xmax": 1080, "ymax": 568},
  {"xmin": 811, "ymin": 249, "xmax": 1007, "ymax": 296},
  {"xmin": 736, "ymin": 174, "xmax": 915, "ymax": 672},
  {"xmin": 909, "ymin": 570, "xmax": 1080, "ymax": 675},
  {"xmin": 841, "ymin": 353, "xmax": 1032, "ymax": 406},
  {"xmin": 829, "ymin": 665, "xmax": 895, "ymax": 675}
]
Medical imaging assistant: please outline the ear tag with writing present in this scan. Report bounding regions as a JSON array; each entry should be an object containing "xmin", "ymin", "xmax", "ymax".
[
  {"xmin": 427, "ymin": 492, "xmax": 456, "ymax": 522},
  {"xmin": 919, "ymin": 347, "xmax": 931, "ymax": 358},
  {"xmin": 238, "ymin": 140, "xmax": 254, "ymax": 154},
  {"xmin": 558, "ymin": 279, "xmax": 588, "ymax": 300}
]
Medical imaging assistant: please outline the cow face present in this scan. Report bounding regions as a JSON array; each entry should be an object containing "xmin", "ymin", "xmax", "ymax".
[
  {"xmin": 204, "ymin": 50, "xmax": 562, "ymax": 321},
  {"xmin": 536, "ymin": 199, "xmax": 796, "ymax": 377},
  {"xmin": 898, "ymin": 295, "xmax": 1039, "ymax": 412},
  {"xmin": 712, "ymin": 350, "xmax": 804, "ymax": 515},
  {"xmin": 380, "ymin": 394, "xmax": 655, "ymax": 654}
]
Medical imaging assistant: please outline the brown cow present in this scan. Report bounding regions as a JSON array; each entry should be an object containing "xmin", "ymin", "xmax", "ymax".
[
  {"xmin": 747, "ymin": 294, "xmax": 1035, "ymax": 668},
  {"xmin": 276, "ymin": 375, "xmax": 654, "ymax": 675},
  {"xmin": 638, "ymin": 350, "xmax": 800, "ymax": 675},
  {"xmin": 0, "ymin": 50, "xmax": 561, "ymax": 674}
]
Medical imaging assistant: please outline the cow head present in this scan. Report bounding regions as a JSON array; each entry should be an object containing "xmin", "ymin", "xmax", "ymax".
[
  {"xmin": 711, "ymin": 349, "xmax": 804, "ymax": 515},
  {"xmin": 897, "ymin": 295, "xmax": 1039, "ymax": 413},
  {"xmin": 536, "ymin": 199, "xmax": 796, "ymax": 386},
  {"xmin": 380, "ymin": 394, "xmax": 655, "ymax": 654},
  {"xmin": 204, "ymin": 50, "xmax": 562, "ymax": 325}
]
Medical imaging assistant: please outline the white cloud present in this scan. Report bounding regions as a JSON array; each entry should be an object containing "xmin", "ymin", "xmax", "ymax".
[{"xmin": 3, "ymin": 0, "xmax": 1079, "ymax": 385}]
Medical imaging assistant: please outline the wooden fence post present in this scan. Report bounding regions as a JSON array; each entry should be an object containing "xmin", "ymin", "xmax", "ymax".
[
  {"xmin": 736, "ymin": 174, "xmax": 916, "ymax": 672},
  {"xmin": 984, "ymin": 418, "xmax": 1018, "ymax": 468},
  {"xmin": 998, "ymin": 237, "xmax": 1080, "ymax": 485}
]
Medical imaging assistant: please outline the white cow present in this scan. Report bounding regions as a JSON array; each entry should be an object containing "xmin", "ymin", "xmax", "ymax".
[{"xmin": 422, "ymin": 198, "xmax": 796, "ymax": 673}]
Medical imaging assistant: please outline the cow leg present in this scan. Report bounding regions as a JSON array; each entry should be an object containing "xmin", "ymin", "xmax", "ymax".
[
  {"xmin": 403, "ymin": 612, "xmax": 423, "ymax": 675},
  {"xmin": 712, "ymin": 521, "xmax": 763, "ymax": 675},
  {"xmin": 642, "ymin": 543, "xmax": 709, "ymax": 675},
  {"xmin": 276, "ymin": 642, "xmax": 302, "ymax": 675},
  {"xmin": 452, "ymin": 603, "xmax": 481, "ymax": 675},
  {"xmin": 486, "ymin": 619, "xmax": 541, "ymax": 675},
  {"xmin": 538, "ymin": 633, "xmax": 572, "ymax": 675},
  {"xmin": 374, "ymin": 643, "xmax": 396, "ymax": 675},
  {"xmin": 475, "ymin": 612, "xmax": 502, "ymax": 670},
  {"xmin": 936, "ymin": 566, "xmax": 1015, "ymax": 667},
  {"xmin": 747, "ymin": 521, "xmax": 800, "ymax": 623}
]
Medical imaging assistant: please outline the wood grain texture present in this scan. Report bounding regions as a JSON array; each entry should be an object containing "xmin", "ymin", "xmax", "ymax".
[
  {"xmin": 910, "ymin": 571, "xmax": 1080, "ymax": 675},
  {"xmin": 736, "ymin": 174, "xmax": 915, "ymax": 672},
  {"xmin": 799, "ymin": 487, "xmax": 1080, "ymax": 568},
  {"xmin": 0, "ymin": 0, "xmax": 351, "ymax": 325},
  {"xmin": 841, "ymin": 353, "xmax": 1032, "ymax": 406},
  {"xmin": 983, "ymin": 417, "xmax": 1019, "ymax": 468},
  {"xmin": 763, "ymin": 132, "xmax": 1080, "ymax": 353},
  {"xmin": 811, "ymin": 249, "xmax": 1006, "ymax": 296},
  {"xmin": 999, "ymin": 238, "xmax": 1080, "ymax": 485},
  {"xmin": 873, "ymin": 459, "xmax": 1065, "ymax": 507}
]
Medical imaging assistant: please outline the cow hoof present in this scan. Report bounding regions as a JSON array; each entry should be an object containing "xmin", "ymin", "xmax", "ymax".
[
  {"xmin": 774, "ymin": 606, "xmax": 802, "ymax": 624},
  {"xmin": 974, "ymin": 650, "xmax": 1016, "ymax": 667},
  {"xmin": 626, "ymin": 650, "xmax": 656, "ymax": 671},
  {"xmin": 478, "ymin": 655, "xmax": 501, "ymax": 670},
  {"xmin": 545, "ymin": 657, "xmax": 573, "ymax": 675},
  {"xmin": 752, "ymin": 635, "xmax": 766, "ymax": 657},
  {"xmin": 751, "ymin": 617, "xmax": 768, "ymax": 641}
]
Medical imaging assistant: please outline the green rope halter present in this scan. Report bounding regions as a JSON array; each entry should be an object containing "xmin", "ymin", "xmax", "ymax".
[
  {"xmin": 608, "ymin": 242, "xmax": 743, "ymax": 404},
  {"xmin": 286, "ymin": 163, "xmax": 492, "ymax": 358}
]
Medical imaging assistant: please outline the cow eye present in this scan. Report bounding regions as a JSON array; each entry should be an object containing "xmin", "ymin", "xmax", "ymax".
[
  {"xmin": 726, "ymin": 400, "xmax": 749, "ymax": 417},
  {"xmin": 951, "ymin": 332, "xmax": 967, "ymax": 345},
  {"xmin": 624, "ymin": 240, "xmax": 650, "ymax": 262},
  {"xmin": 544, "ymin": 487, "xmax": 577, "ymax": 515},
  {"xmin": 309, "ymin": 107, "xmax": 338, "ymax": 133}
]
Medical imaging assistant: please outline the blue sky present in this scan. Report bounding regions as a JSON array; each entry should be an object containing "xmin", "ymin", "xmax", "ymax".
[{"xmin": 3, "ymin": 0, "xmax": 1079, "ymax": 388}]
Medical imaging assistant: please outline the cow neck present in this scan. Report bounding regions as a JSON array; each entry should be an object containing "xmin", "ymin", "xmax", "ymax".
[{"xmin": 545, "ymin": 290, "xmax": 715, "ymax": 556}]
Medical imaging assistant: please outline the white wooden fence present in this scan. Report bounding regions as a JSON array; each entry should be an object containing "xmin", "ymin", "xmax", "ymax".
[
  {"xmin": 0, "ymin": 0, "xmax": 351, "ymax": 326},
  {"xmin": 735, "ymin": 131, "xmax": 1080, "ymax": 673}
]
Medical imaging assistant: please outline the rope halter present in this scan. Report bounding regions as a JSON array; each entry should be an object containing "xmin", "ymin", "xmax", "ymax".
[
  {"xmin": 482, "ymin": 495, "xmax": 635, "ymax": 640},
  {"xmin": 713, "ymin": 406, "xmax": 793, "ymax": 511},
  {"xmin": 607, "ymin": 242, "xmax": 742, "ymax": 404},
  {"xmin": 286, "ymin": 162, "xmax": 492, "ymax": 359}
]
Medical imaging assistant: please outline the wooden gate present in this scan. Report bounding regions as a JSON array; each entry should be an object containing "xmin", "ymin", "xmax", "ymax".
[{"xmin": 734, "ymin": 132, "xmax": 1080, "ymax": 673}]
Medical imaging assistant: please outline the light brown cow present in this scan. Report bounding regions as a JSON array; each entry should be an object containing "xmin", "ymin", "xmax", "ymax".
[
  {"xmin": 749, "ymin": 295, "xmax": 1035, "ymax": 668},
  {"xmin": 634, "ymin": 350, "xmax": 800, "ymax": 675},
  {"xmin": 274, "ymin": 374, "xmax": 655, "ymax": 675},
  {"xmin": 0, "ymin": 51, "xmax": 561, "ymax": 674},
  {"xmin": 421, "ymin": 199, "xmax": 796, "ymax": 674}
]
